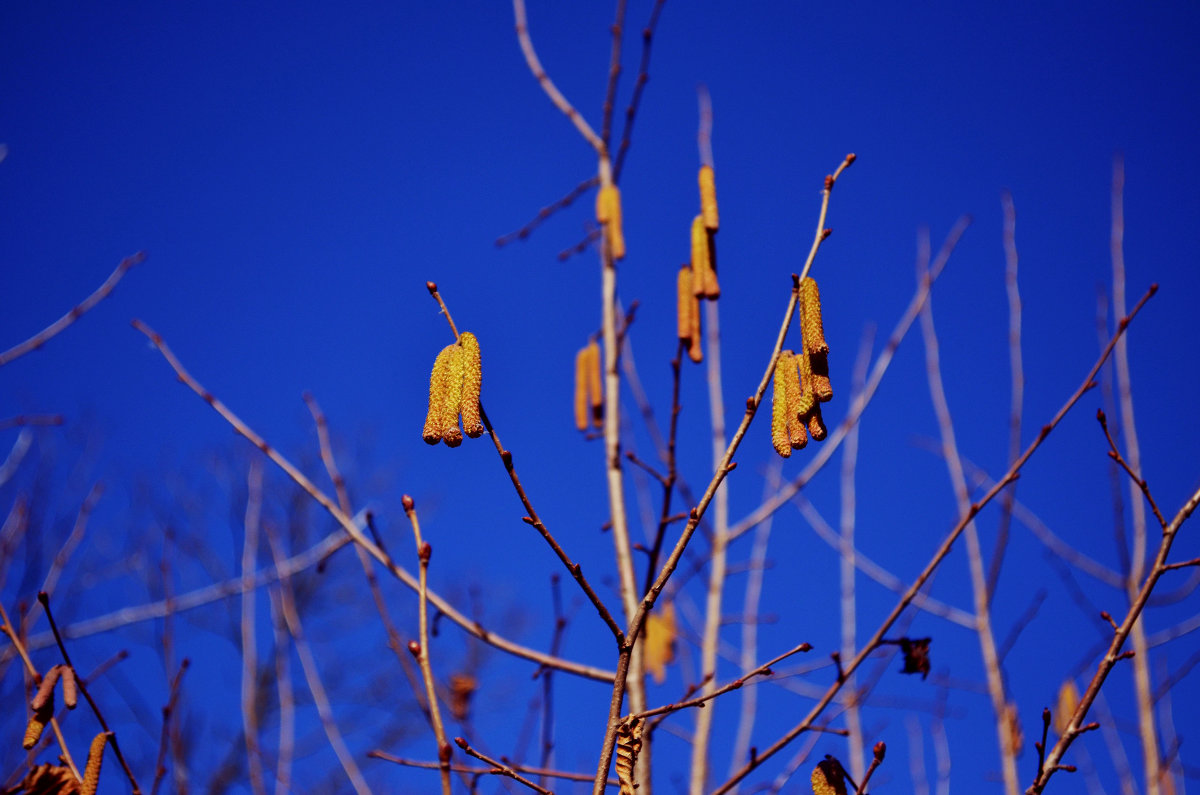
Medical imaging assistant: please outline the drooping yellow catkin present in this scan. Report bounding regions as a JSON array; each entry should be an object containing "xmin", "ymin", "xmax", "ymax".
[
  {"xmin": 807, "ymin": 403, "xmax": 828, "ymax": 442},
  {"xmin": 586, "ymin": 340, "xmax": 603, "ymax": 428},
  {"xmin": 458, "ymin": 332, "xmax": 484, "ymax": 438},
  {"xmin": 423, "ymin": 345, "xmax": 457, "ymax": 445},
  {"xmin": 794, "ymin": 350, "xmax": 817, "ymax": 417},
  {"xmin": 31, "ymin": 665, "xmax": 61, "ymax": 711},
  {"xmin": 772, "ymin": 351, "xmax": 794, "ymax": 458},
  {"xmin": 698, "ymin": 165, "xmax": 719, "ymax": 231},
  {"xmin": 677, "ymin": 265, "xmax": 694, "ymax": 342},
  {"xmin": 1054, "ymin": 680, "xmax": 1080, "ymax": 735},
  {"xmin": 810, "ymin": 757, "xmax": 849, "ymax": 795},
  {"xmin": 440, "ymin": 343, "xmax": 466, "ymax": 447},
  {"xmin": 574, "ymin": 346, "xmax": 590, "ymax": 431},
  {"xmin": 81, "ymin": 732, "xmax": 108, "ymax": 795},
  {"xmin": 799, "ymin": 277, "xmax": 829, "ymax": 355},
  {"xmin": 810, "ymin": 352, "xmax": 833, "ymax": 403},
  {"xmin": 596, "ymin": 185, "xmax": 625, "ymax": 260},
  {"xmin": 22, "ymin": 712, "xmax": 47, "ymax": 750},
  {"xmin": 644, "ymin": 602, "xmax": 677, "ymax": 684},
  {"xmin": 615, "ymin": 718, "xmax": 645, "ymax": 795},
  {"xmin": 691, "ymin": 215, "xmax": 711, "ymax": 298}
]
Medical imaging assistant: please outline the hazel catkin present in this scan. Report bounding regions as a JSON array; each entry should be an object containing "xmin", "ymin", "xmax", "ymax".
[
  {"xmin": 690, "ymin": 215, "xmax": 720, "ymax": 299},
  {"xmin": 596, "ymin": 184, "xmax": 625, "ymax": 260},
  {"xmin": 81, "ymin": 733, "xmax": 108, "ymax": 795},
  {"xmin": 423, "ymin": 345, "xmax": 457, "ymax": 445},
  {"xmin": 574, "ymin": 346, "xmax": 590, "ymax": 431},
  {"xmin": 458, "ymin": 332, "xmax": 484, "ymax": 438},
  {"xmin": 440, "ymin": 343, "xmax": 466, "ymax": 447},
  {"xmin": 698, "ymin": 165, "xmax": 719, "ymax": 231},
  {"xmin": 586, "ymin": 340, "xmax": 603, "ymax": 428},
  {"xmin": 678, "ymin": 265, "xmax": 703, "ymax": 363},
  {"xmin": 772, "ymin": 351, "xmax": 795, "ymax": 458},
  {"xmin": 799, "ymin": 277, "xmax": 829, "ymax": 355}
]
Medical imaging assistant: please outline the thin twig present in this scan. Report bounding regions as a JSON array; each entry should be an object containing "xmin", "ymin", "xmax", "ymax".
[
  {"xmin": 263, "ymin": 528, "xmax": 371, "ymax": 795},
  {"xmin": 424, "ymin": 283, "xmax": 625, "ymax": 647},
  {"xmin": 600, "ymin": 0, "xmax": 628, "ymax": 149},
  {"xmin": 512, "ymin": 0, "xmax": 605, "ymax": 155},
  {"xmin": 611, "ymin": 0, "xmax": 667, "ymax": 182},
  {"xmin": 241, "ymin": 460, "xmax": 267, "ymax": 795},
  {"xmin": 1096, "ymin": 409, "xmax": 1168, "ymax": 531},
  {"xmin": 268, "ymin": 586, "xmax": 294, "ymax": 795},
  {"xmin": 988, "ymin": 190, "xmax": 1024, "ymax": 600},
  {"xmin": 918, "ymin": 232, "xmax": 1017, "ymax": 795},
  {"xmin": 455, "ymin": 739, "xmax": 552, "ymax": 794},
  {"xmin": 151, "ymin": 659, "xmax": 190, "ymax": 795},
  {"xmin": 22, "ymin": 482, "xmax": 103, "ymax": 636},
  {"xmin": 404, "ymin": 496, "xmax": 453, "ymax": 795},
  {"xmin": 713, "ymin": 284, "xmax": 1158, "ymax": 795},
  {"xmin": 37, "ymin": 592, "xmax": 142, "ymax": 793},
  {"xmin": 593, "ymin": 155, "xmax": 856, "ymax": 795},
  {"xmin": 368, "ymin": 750, "xmax": 620, "ymax": 786},
  {"xmin": 131, "ymin": 318, "xmax": 613, "ymax": 682},
  {"xmin": 0, "ymin": 252, "xmax": 146, "ymax": 367},
  {"xmin": 0, "ymin": 602, "xmax": 81, "ymax": 782},
  {"xmin": 495, "ymin": 175, "xmax": 599, "ymax": 247},
  {"xmin": 728, "ymin": 215, "xmax": 970, "ymax": 541}
]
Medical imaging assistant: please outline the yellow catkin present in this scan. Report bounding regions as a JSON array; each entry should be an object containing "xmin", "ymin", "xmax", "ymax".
[
  {"xmin": 596, "ymin": 185, "xmax": 625, "ymax": 260},
  {"xmin": 81, "ymin": 733, "xmax": 108, "ymax": 795},
  {"xmin": 807, "ymin": 403, "xmax": 828, "ymax": 442},
  {"xmin": 574, "ymin": 346, "xmax": 590, "ymax": 431},
  {"xmin": 677, "ymin": 265, "xmax": 694, "ymax": 342},
  {"xmin": 691, "ymin": 215, "xmax": 711, "ymax": 298},
  {"xmin": 440, "ymin": 343, "xmax": 466, "ymax": 447},
  {"xmin": 794, "ymin": 351, "xmax": 817, "ymax": 416},
  {"xmin": 615, "ymin": 718, "xmax": 645, "ymax": 795},
  {"xmin": 1054, "ymin": 680, "xmax": 1080, "ymax": 735},
  {"xmin": 458, "ymin": 332, "xmax": 484, "ymax": 438},
  {"xmin": 785, "ymin": 356, "xmax": 811, "ymax": 450},
  {"xmin": 31, "ymin": 665, "xmax": 61, "ymax": 711},
  {"xmin": 810, "ymin": 757, "xmax": 848, "ymax": 795},
  {"xmin": 772, "ymin": 351, "xmax": 794, "ymax": 458},
  {"xmin": 698, "ymin": 165, "xmax": 719, "ymax": 231},
  {"xmin": 423, "ymin": 345, "xmax": 457, "ymax": 445},
  {"xmin": 799, "ymin": 277, "xmax": 829, "ymax": 355},
  {"xmin": 22, "ymin": 712, "xmax": 47, "ymax": 750},
  {"xmin": 586, "ymin": 340, "xmax": 603, "ymax": 428},
  {"xmin": 644, "ymin": 602, "xmax": 677, "ymax": 684},
  {"xmin": 810, "ymin": 352, "xmax": 833, "ymax": 403}
]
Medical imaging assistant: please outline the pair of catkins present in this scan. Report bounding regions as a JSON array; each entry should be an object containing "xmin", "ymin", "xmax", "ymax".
[
  {"xmin": 678, "ymin": 164, "xmax": 721, "ymax": 363},
  {"xmin": 772, "ymin": 277, "xmax": 833, "ymax": 457}
]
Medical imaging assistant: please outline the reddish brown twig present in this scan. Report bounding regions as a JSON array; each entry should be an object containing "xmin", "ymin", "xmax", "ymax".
[
  {"xmin": 151, "ymin": 659, "xmax": 190, "ymax": 795},
  {"xmin": 454, "ymin": 738, "xmax": 552, "ymax": 794},
  {"xmin": 0, "ymin": 252, "xmax": 146, "ymax": 367}
]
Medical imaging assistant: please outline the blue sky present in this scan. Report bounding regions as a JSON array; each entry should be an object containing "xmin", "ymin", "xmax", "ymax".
[{"xmin": 3, "ymin": 2, "xmax": 1200, "ymax": 793}]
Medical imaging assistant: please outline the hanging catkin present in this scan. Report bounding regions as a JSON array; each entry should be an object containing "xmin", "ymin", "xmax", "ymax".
[
  {"xmin": 458, "ymin": 332, "xmax": 484, "ymax": 438},
  {"xmin": 596, "ymin": 184, "xmax": 625, "ymax": 260},
  {"xmin": 424, "ymin": 345, "xmax": 457, "ymax": 445},
  {"xmin": 678, "ymin": 265, "xmax": 703, "ymax": 363},
  {"xmin": 81, "ymin": 733, "xmax": 108, "ymax": 795},
  {"xmin": 586, "ymin": 340, "xmax": 603, "ymax": 427},
  {"xmin": 799, "ymin": 277, "xmax": 829, "ymax": 355},
  {"xmin": 698, "ymin": 165, "xmax": 719, "ymax": 231},
  {"xmin": 772, "ymin": 351, "xmax": 795, "ymax": 458},
  {"xmin": 574, "ymin": 346, "xmax": 590, "ymax": 431},
  {"xmin": 691, "ymin": 215, "xmax": 720, "ymax": 299}
]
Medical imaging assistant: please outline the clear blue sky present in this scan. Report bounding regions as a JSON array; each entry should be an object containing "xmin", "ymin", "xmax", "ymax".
[{"xmin": 3, "ymin": 2, "xmax": 1199, "ymax": 792}]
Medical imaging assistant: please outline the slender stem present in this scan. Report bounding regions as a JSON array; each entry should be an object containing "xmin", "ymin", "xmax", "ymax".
[
  {"xmin": 263, "ymin": 530, "xmax": 371, "ymax": 795},
  {"xmin": 151, "ymin": 659, "xmax": 190, "ymax": 795},
  {"xmin": 369, "ymin": 750, "xmax": 621, "ymax": 786},
  {"xmin": 713, "ymin": 284, "xmax": 1157, "ymax": 795},
  {"xmin": 0, "ymin": 252, "xmax": 145, "ymax": 367},
  {"xmin": 919, "ymin": 242, "xmax": 1017, "ymax": 795},
  {"xmin": 132, "ymin": 319, "xmax": 613, "ymax": 682},
  {"xmin": 404, "ymin": 498, "xmax": 453, "ymax": 795},
  {"xmin": 268, "ymin": 587, "xmax": 294, "ymax": 795},
  {"xmin": 241, "ymin": 460, "xmax": 266, "ymax": 795},
  {"xmin": 600, "ymin": 0, "xmax": 628, "ymax": 149},
  {"xmin": 37, "ymin": 592, "xmax": 141, "ymax": 793},
  {"xmin": 455, "ymin": 739, "xmax": 552, "ymax": 795},
  {"xmin": 512, "ymin": 0, "xmax": 605, "ymax": 155}
]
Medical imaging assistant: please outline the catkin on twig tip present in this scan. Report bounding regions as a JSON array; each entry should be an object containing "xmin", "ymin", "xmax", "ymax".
[
  {"xmin": 698, "ymin": 165, "xmax": 719, "ymax": 231},
  {"xmin": 771, "ymin": 351, "xmax": 794, "ymax": 458},
  {"xmin": 424, "ymin": 345, "xmax": 457, "ymax": 445}
]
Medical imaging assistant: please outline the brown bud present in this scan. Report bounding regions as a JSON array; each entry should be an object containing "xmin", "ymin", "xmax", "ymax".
[
  {"xmin": 408, "ymin": 640, "xmax": 422, "ymax": 657},
  {"xmin": 402, "ymin": 494, "xmax": 415, "ymax": 512},
  {"xmin": 458, "ymin": 332, "xmax": 484, "ymax": 438},
  {"xmin": 80, "ymin": 733, "xmax": 108, "ymax": 795},
  {"xmin": 698, "ymin": 165, "xmax": 719, "ymax": 231}
]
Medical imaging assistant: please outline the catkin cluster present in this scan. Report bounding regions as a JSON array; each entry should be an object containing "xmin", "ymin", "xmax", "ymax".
[
  {"xmin": 677, "ymin": 164, "xmax": 722, "ymax": 362},
  {"xmin": 23, "ymin": 664, "xmax": 78, "ymax": 750},
  {"xmin": 422, "ymin": 332, "xmax": 484, "ymax": 447},
  {"xmin": 771, "ymin": 277, "xmax": 833, "ymax": 458},
  {"xmin": 596, "ymin": 184, "xmax": 626, "ymax": 260},
  {"xmin": 574, "ymin": 340, "xmax": 603, "ymax": 431}
]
